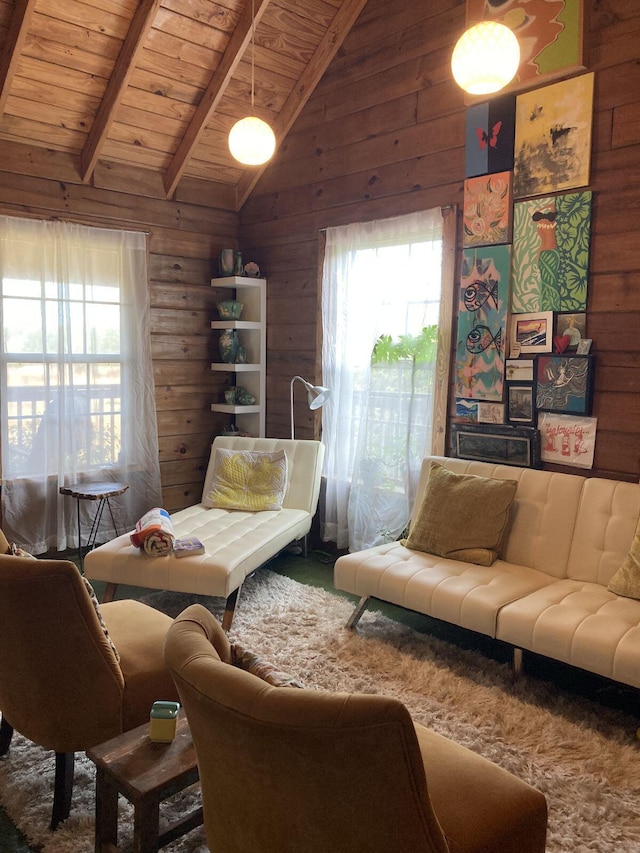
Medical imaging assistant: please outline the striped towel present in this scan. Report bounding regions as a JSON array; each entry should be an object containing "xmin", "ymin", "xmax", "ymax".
[{"xmin": 130, "ymin": 507, "xmax": 175, "ymax": 556}]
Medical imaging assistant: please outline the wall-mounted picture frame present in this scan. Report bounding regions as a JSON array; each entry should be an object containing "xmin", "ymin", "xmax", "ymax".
[
  {"xmin": 514, "ymin": 73, "xmax": 594, "ymax": 199},
  {"xmin": 539, "ymin": 413, "xmax": 597, "ymax": 469},
  {"xmin": 477, "ymin": 402, "xmax": 505, "ymax": 424},
  {"xmin": 511, "ymin": 311, "xmax": 553, "ymax": 355},
  {"xmin": 536, "ymin": 354, "xmax": 595, "ymax": 415},
  {"xmin": 465, "ymin": 0, "xmax": 587, "ymax": 94},
  {"xmin": 451, "ymin": 423, "xmax": 541, "ymax": 468},
  {"xmin": 507, "ymin": 384, "xmax": 535, "ymax": 425},
  {"xmin": 505, "ymin": 358, "xmax": 535, "ymax": 382},
  {"xmin": 554, "ymin": 312, "xmax": 586, "ymax": 353}
]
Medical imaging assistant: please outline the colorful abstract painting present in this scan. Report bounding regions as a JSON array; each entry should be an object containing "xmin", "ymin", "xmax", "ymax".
[
  {"xmin": 465, "ymin": 94, "xmax": 516, "ymax": 178},
  {"xmin": 466, "ymin": 0, "xmax": 586, "ymax": 91},
  {"xmin": 511, "ymin": 191, "xmax": 592, "ymax": 313},
  {"xmin": 463, "ymin": 172, "xmax": 513, "ymax": 247},
  {"xmin": 455, "ymin": 246, "xmax": 510, "ymax": 402},
  {"xmin": 513, "ymin": 73, "xmax": 594, "ymax": 198}
]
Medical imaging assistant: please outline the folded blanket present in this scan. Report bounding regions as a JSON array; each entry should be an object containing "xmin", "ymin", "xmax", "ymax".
[{"xmin": 130, "ymin": 507, "xmax": 175, "ymax": 556}]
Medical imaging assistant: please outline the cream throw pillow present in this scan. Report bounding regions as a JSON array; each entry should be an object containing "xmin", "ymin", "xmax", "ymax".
[
  {"xmin": 204, "ymin": 448, "xmax": 288, "ymax": 511},
  {"xmin": 405, "ymin": 461, "xmax": 518, "ymax": 567},
  {"xmin": 607, "ymin": 519, "xmax": 640, "ymax": 600}
]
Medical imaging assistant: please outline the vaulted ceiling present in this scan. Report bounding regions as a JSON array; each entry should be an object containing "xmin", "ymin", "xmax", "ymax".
[{"xmin": 0, "ymin": 0, "xmax": 369, "ymax": 210}]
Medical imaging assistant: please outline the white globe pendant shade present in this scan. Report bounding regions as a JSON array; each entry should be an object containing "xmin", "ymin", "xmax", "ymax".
[
  {"xmin": 451, "ymin": 21, "xmax": 520, "ymax": 96},
  {"xmin": 228, "ymin": 116, "xmax": 276, "ymax": 166}
]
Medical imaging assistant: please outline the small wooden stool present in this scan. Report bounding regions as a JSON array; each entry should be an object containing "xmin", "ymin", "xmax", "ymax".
[{"xmin": 86, "ymin": 712, "xmax": 202, "ymax": 853}]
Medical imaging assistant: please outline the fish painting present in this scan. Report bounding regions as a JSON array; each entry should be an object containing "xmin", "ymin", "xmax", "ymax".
[
  {"xmin": 464, "ymin": 278, "xmax": 499, "ymax": 312},
  {"xmin": 466, "ymin": 325, "xmax": 503, "ymax": 355},
  {"xmin": 455, "ymin": 245, "xmax": 510, "ymax": 402}
]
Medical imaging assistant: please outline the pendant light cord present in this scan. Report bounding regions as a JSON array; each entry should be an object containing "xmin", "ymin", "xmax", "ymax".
[{"xmin": 250, "ymin": 0, "xmax": 255, "ymax": 109}]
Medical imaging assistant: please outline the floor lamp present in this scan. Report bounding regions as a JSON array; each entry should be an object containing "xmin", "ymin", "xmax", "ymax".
[{"xmin": 290, "ymin": 375, "xmax": 331, "ymax": 439}]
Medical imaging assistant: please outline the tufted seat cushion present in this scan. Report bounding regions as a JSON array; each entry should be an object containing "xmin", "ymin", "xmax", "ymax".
[{"xmin": 496, "ymin": 580, "xmax": 640, "ymax": 688}]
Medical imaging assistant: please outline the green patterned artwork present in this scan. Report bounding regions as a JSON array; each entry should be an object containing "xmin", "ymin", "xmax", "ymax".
[{"xmin": 511, "ymin": 191, "xmax": 592, "ymax": 314}]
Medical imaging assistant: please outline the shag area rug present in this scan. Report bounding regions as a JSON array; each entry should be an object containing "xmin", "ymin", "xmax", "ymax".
[{"xmin": 1, "ymin": 569, "xmax": 639, "ymax": 853}]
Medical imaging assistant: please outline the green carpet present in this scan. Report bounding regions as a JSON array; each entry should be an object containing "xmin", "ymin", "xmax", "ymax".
[{"xmin": 1, "ymin": 547, "xmax": 638, "ymax": 850}]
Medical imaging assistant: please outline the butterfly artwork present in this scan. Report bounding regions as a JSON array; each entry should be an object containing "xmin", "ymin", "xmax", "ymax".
[
  {"xmin": 465, "ymin": 94, "xmax": 516, "ymax": 178},
  {"xmin": 476, "ymin": 122, "xmax": 502, "ymax": 150}
]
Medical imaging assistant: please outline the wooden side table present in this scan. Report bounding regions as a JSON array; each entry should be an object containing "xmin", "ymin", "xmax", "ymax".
[
  {"xmin": 86, "ymin": 712, "xmax": 202, "ymax": 853},
  {"xmin": 59, "ymin": 481, "xmax": 129, "ymax": 571}
]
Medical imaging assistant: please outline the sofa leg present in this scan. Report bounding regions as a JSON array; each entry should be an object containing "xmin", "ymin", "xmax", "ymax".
[
  {"xmin": 101, "ymin": 582, "xmax": 118, "ymax": 603},
  {"xmin": 513, "ymin": 647, "xmax": 524, "ymax": 679},
  {"xmin": 346, "ymin": 596, "xmax": 370, "ymax": 630},
  {"xmin": 222, "ymin": 587, "xmax": 241, "ymax": 632},
  {"xmin": 51, "ymin": 751, "xmax": 74, "ymax": 830},
  {"xmin": 0, "ymin": 714, "xmax": 13, "ymax": 755}
]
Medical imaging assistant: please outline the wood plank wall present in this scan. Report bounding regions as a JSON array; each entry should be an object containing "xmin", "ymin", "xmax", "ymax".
[
  {"xmin": 0, "ymin": 142, "xmax": 240, "ymax": 511},
  {"xmin": 240, "ymin": 0, "xmax": 640, "ymax": 483}
]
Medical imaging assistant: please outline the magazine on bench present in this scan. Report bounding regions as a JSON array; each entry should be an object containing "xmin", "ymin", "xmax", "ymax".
[{"xmin": 174, "ymin": 537, "xmax": 205, "ymax": 557}]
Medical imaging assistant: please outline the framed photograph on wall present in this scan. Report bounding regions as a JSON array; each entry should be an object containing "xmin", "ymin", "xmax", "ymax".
[
  {"xmin": 510, "ymin": 312, "xmax": 553, "ymax": 355},
  {"xmin": 507, "ymin": 384, "xmax": 535, "ymax": 425},
  {"xmin": 536, "ymin": 354, "xmax": 595, "ymax": 415},
  {"xmin": 451, "ymin": 423, "xmax": 541, "ymax": 468},
  {"xmin": 505, "ymin": 358, "xmax": 535, "ymax": 382},
  {"xmin": 477, "ymin": 402, "xmax": 505, "ymax": 424}
]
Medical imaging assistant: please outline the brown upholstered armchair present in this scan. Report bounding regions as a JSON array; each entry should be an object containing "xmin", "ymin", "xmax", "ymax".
[
  {"xmin": 164, "ymin": 604, "xmax": 548, "ymax": 853},
  {"xmin": 0, "ymin": 551, "xmax": 179, "ymax": 830}
]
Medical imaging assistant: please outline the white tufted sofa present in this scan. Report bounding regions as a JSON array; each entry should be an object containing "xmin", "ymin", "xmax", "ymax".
[
  {"xmin": 85, "ymin": 437, "xmax": 324, "ymax": 629},
  {"xmin": 334, "ymin": 456, "xmax": 640, "ymax": 690}
]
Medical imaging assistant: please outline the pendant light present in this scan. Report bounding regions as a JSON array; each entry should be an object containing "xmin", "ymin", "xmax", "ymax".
[
  {"xmin": 451, "ymin": 21, "xmax": 520, "ymax": 96},
  {"xmin": 228, "ymin": 0, "xmax": 276, "ymax": 166}
]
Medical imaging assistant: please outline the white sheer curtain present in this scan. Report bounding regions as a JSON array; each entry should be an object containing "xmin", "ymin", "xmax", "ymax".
[
  {"xmin": 321, "ymin": 209, "xmax": 443, "ymax": 551},
  {"xmin": 0, "ymin": 216, "xmax": 162, "ymax": 554}
]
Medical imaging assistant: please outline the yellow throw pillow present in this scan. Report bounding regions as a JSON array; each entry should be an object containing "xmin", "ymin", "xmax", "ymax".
[
  {"xmin": 607, "ymin": 520, "xmax": 640, "ymax": 600},
  {"xmin": 204, "ymin": 448, "xmax": 288, "ymax": 512},
  {"xmin": 404, "ymin": 461, "xmax": 518, "ymax": 567}
]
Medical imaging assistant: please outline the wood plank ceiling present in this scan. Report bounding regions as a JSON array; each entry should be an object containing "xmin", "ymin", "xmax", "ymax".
[{"xmin": 0, "ymin": 0, "xmax": 368, "ymax": 210}]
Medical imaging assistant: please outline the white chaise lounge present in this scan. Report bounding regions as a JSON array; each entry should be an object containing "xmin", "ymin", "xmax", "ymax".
[{"xmin": 84, "ymin": 436, "xmax": 324, "ymax": 629}]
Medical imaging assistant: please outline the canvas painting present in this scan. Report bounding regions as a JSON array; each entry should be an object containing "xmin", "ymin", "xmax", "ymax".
[
  {"xmin": 463, "ymin": 172, "xmax": 513, "ymax": 247},
  {"xmin": 539, "ymin": 412, "xmax": 597, "ymax": 468},
  {"xmin": 536, "ymin": 354, "xmax": 595, "ymax": 414},
  {"xmin": 455, "ymin": 246, "xmax": 510, "ymax": 402},
  {"xmin": 456, "ymin": 398, "xmax": 479, "ymax": 422},
  {"xmin": 511, "ymin": 191, "xmax": 592, "ymax": 313},
  {"xmin": 554, "ymin": 312, "xmax": 587, "ymax": 352},
  {"xmin": 465, "ymin": 94, "xmax": 516, "ymax": 178},
  {"xmin": 466, "ymin": 0, "xmax": 586, "ymax": 91},
  {"xmin": 513, "ymin": 73, "xmax": 594, "ymax": 198}
]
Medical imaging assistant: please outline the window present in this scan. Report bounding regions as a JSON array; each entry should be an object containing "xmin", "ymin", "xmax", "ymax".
[
  {"xmin": 0, "ymin": 216, "xmax": 162, "ymax": 554},
  {"xmin": 320, "ymin": 209, "xmax": 454, "ymax": 551}
]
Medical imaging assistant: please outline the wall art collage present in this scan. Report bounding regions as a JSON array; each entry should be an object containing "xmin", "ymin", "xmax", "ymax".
[{"xmin": 454, "ymin": 2, "xmax": 596, "ymax": 469}]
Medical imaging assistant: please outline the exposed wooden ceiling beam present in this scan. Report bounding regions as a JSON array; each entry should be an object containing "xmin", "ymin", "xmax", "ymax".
[
  {"xmin": 80, "ymin": 0, "xmax": 162, "ymax": 184},
  {"xmin": 163, "ymin": 0, "xmax": 272, "ymax": 199},
  {"xmin": 0, "ymin": 0, "xmax": 37, "ymax": 119},
  {"xmin": 234, "ymin": 0, "xmax": 370, "ymax": 210}
]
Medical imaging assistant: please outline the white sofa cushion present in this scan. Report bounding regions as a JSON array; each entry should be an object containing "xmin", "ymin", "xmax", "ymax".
[
  {"xmin": 566, "ymin": 477, "xmax": 640, "ymax": 586},
  {"xmin": 496, "ymin": 579, "xmax": 640, "ymax": 688},
  {"xmin": 333, "ymin": 540, "xmax": 555, "ymax": 637}
]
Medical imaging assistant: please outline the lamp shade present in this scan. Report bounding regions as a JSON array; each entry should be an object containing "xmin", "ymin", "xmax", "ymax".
[
  {"xmin": 228, "ymin": 116, "xmax": 276, "ymax": 166},
  {"xmin": 451, "ymin": 21, "xmax": 520, "ymax": 96},
  {"xmin": 290, "ymin": 375, "xmax": 331, "ymax": 439}
]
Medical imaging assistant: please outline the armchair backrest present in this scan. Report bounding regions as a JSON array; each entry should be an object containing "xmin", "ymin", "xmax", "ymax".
[
  {"xmin": 0, "ymin": 555, "xmax": 125, "ymax": 753},
  {"xmin": 203, "ymin": 437, "xmax": 324, "ymax": 514},
  {"xmin": 164, "ymin": 604, "xmax": 450, "ymax": 853}
]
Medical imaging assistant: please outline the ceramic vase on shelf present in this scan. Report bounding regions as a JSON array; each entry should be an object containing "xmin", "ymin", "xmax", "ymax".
[
  {"xmin": 219, "ymin": 329, "xmax": 240, "ymax": 363},
  {"xmin": 218, "ymin": 249, "xmax": 234, "ymax": 277}
]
